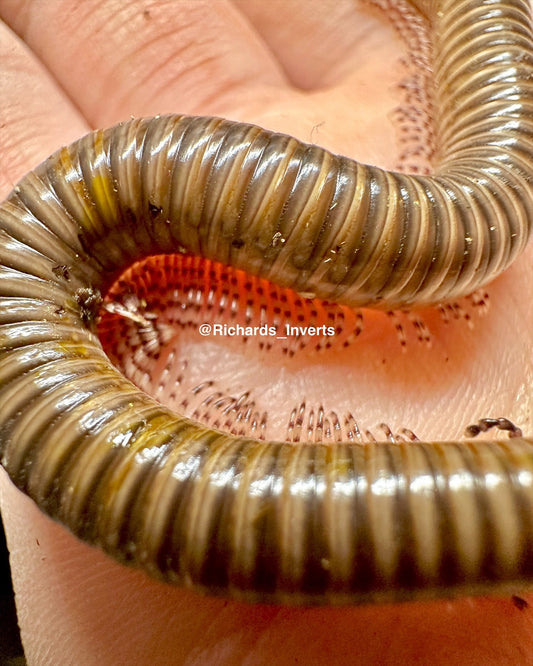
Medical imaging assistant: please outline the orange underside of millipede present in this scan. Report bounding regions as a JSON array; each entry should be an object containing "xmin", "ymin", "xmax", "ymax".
[{"xmin": 97, "ymin": 253, "xmax": 486, "ymax": 444}]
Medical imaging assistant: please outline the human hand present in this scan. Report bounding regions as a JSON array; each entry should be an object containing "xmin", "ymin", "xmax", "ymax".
[{"xmin": 1, "ymin": 1, "xmax": 533, "ymax": 664}]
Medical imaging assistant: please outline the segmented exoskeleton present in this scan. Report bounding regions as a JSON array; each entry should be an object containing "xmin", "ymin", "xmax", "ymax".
[{"xmin": 2, "ymin": 0, "xmax": 533, "ymax": 604}]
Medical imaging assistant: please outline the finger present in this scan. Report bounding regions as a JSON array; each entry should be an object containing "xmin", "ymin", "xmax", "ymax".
[
  {"xmin": 0, "ymin": 0, "xmax": 288, "ymax": 127},
  {"xmin": 0, "ymin": 0, "xmax": 407, "ymax": 169},
  {"xmin": 0, "ymin": 18, "xmax": 88, "ymax": 195},
  {"xmin": 231, "ymin": 0, "xmax": 404, "ymax": 90}
]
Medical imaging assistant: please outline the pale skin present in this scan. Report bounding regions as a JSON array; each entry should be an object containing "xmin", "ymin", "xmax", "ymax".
[{"xmin": 1, "ymin": 0, "xmax": 533, "ymax": 663}]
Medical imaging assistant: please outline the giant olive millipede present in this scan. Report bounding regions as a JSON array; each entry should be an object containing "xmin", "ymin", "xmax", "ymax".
[{"xmin": 2, "ymin": 0, "xmax": 533, "ymax": 605}]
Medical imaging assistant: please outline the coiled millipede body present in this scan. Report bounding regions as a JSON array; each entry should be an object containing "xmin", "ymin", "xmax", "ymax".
[{"xmin": 2, "ymin": 0, "xmax": 533, "ymax": 605}]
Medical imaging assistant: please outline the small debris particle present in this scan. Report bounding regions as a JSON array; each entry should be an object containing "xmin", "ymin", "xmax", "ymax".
[
  {"xmin": 512, "ymin": 595, "xmax": 529, "ymax": 611},
  {"xmin": 148, "ymin": 201, "xmax": 163, "ymax": 217},
  {"xmin": 52, "ymin": 264, "xmax": 70, "ymax": 280}
]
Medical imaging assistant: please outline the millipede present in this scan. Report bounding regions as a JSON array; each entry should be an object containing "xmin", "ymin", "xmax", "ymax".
[{"xmin": 2, "ymin": 0, "xmax": 533, "ymax": 605}]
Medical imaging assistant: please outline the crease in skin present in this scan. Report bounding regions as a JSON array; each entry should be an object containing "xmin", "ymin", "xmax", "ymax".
[{"xmin": 2, "ymin": 0, "xmax": 533, "ymax": 605}]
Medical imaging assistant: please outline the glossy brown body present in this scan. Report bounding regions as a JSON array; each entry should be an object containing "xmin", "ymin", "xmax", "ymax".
[{"xmin": 2, "ymin": 0, "xmax": 533, "ymax": 604}]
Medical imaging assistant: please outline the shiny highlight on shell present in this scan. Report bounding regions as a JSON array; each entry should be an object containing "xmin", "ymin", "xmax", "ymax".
[{"xmin": 2, "ymin": 0, "xmax": 533, "ymax": 604}]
